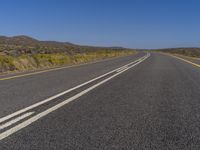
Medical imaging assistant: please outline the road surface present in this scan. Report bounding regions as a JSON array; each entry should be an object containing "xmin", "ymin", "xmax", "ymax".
[{"xmin": 1, "ymin": 52, "xmax": 200, "ymax": 150}]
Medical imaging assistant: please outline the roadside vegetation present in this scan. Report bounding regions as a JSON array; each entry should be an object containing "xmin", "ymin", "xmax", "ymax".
[
  {"xmin": 0, "ymin": 36, "xmax": 136, "ymax": 73},
  {"xmin": 157, "ymin": 48, "xmax": 200, "ymax": 58}
]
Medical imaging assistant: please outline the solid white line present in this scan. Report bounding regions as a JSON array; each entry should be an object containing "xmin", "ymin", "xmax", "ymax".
[
  {"xmin": 0, "ymin": 112, "xmax": 34, "ymax": 130},
  {"xmin": 0, "ymin": 55, "xmax": 147, "ymax": 124},
  {"xmin": 0, "ymin": 53, "xmax": 150, "ymax": 140}
]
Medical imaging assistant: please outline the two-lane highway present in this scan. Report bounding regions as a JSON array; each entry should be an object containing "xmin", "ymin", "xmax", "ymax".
[
  {"xmin": 1, "ymin": 52, "xmax": 200, "ymax": 149},
  {"xmin": 0, "ymin": 52, "xmax": 145, "ymax": 118}
]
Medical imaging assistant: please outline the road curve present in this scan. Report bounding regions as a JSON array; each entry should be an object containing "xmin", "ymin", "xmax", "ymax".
[{"xmin": 1, "ymin": 52, "xmax": 200, "ymax": 149}]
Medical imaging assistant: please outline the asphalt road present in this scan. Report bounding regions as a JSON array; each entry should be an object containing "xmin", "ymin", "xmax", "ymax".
[{"xmin": 1, "ymin": 52, "xmax": 200, "ymax": 150}]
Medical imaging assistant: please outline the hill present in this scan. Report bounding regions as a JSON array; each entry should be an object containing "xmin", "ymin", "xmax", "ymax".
[
  {"xmin": 0, "ymin": 35, "xmax": 136, "ymax": 73},
  {"xmin": 0, "ymin": 35, "xmax": 133, "ymax": 56}
]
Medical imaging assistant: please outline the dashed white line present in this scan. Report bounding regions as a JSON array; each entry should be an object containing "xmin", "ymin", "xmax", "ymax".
[
  {"xmin": 116, "ymin": 66, "xmax": 128, "ymax": 72},
  {"xmin": 0, "ymin": 112, "xmax": 34, "ymax": 130}
]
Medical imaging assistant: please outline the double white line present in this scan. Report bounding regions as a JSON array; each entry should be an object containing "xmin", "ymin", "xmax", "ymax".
[{"xmin": 0, "ymin": 53, "xmax": 150, "ymax": 140}]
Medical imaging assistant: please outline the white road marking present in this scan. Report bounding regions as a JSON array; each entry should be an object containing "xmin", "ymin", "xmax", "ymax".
[
  {"xmin": 0, "ymin": 55, "xmax": 147, "ymax": 124},
  {"xmin": 0, "ymin": 112, "xmax": 34, "ymax": 130},
  {"xmin": 0, "ymin": 53, "xmax": 150, "ymax": 140},
  {"xmin": 116, "ymin": 66, "xmax": 128, "ymax": 72}
]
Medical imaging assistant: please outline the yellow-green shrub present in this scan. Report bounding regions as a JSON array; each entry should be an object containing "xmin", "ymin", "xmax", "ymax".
[{"xmin": 0, "ymin": 50, "xmax": 135, "ymax": 73}]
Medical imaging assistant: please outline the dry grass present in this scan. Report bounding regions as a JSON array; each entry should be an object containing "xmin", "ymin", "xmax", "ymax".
[{"xmin": 0, "ymin": 50, "xmax": 135, "ymax": 73}]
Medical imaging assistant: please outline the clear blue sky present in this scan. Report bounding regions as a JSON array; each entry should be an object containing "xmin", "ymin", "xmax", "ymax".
[{"xmin": 0, "ymin": 0, "xmax": 200, "ymax": 49}]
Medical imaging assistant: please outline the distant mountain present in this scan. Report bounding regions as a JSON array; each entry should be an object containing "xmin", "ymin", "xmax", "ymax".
[
  {"xmin": 0, "ymin": 35, "xmax": 128, "ymax": 56},
  {"xmin": 0, "ymin": 35, "xmax": 75, "ymax": 46},
  {"xmin": 0, "ymin": 35, "xmax": 37, "ymax": 45}
]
